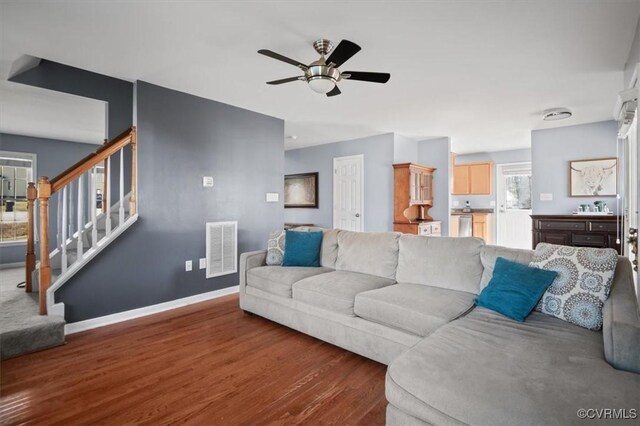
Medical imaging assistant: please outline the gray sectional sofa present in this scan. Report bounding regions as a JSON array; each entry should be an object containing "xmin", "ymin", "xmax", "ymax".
[{"xmin": 239, "ymin": 229, "xmax": 640, "ymax": 425}]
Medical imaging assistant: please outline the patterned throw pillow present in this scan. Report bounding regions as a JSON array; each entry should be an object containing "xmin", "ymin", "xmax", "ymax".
[
  {"xmin": 266, "ymin": 230, "xmax": 286, "ymax": 265},
  {"xmin": 529, "ymin": 243, "xmax": 618, "ymax": 330}
]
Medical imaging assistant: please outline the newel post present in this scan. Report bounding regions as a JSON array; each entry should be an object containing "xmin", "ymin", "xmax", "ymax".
[
  {"xmin": 38, "ymin": 176, "xmax": 52, "ymax": 315},
  {"xmin": 25, "ymin": 182, "xmax": 37, "ymax": 293},
  {"xmin": 130, "ymin": 127, "xmax": 137, "ymax": 215}
]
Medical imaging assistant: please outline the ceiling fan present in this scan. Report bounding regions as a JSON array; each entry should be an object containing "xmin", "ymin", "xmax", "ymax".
[{"xmin": 258, "ymin": 39, "xmax": 391, "ymax": 97}]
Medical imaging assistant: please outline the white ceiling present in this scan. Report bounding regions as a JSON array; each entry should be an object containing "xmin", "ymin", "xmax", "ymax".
[
  {"xmin": 1, "ymin": 1, "xmax": 639, "ymax": 153},
  {"xmin": 0, "ymin": 80, "xmax": 106, "ymax": 144}
]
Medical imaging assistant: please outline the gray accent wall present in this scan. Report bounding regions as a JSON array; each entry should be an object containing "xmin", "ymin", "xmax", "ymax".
[
  {"xmin": 54, "ymin": 81, "xmax": 284, "ymax": 323},
  {"xmin": 0, "ymin": 134, "xmax": 96, "ymax": 265},
  {"xmin": 417, "ymin": 137, "xmax": 451, "ymax": 236},
  {"xmin": 284, "ymin": 134, "xmax": 394, "ymax": 231},
  {"xmin": 532, "ymin": 120, "xmax": 618, "ymax": 215}
]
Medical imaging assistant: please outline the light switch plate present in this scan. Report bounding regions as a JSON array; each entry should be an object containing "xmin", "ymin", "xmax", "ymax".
[
  {"xmin": 185, "ymin": 260, "xmax": 193, "ymax": 271},
  {"xmin": 199, "ymin": 258, "xmax": 206, "ymax": 270},
  {"xmin": 266, "ymin": 192, "xmax": 279, "ymax": 202},
  {"xmin": 540, "ymin": 193, "xmax": 553, "ymax": 201},
  {"xmin": 203, "ymin": 176, "xmax": 214, "ymax": 188}
]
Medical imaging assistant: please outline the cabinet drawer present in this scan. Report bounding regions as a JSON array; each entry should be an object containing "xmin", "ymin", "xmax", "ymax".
[
  {"xmin": 538, "ymin": 221, "xmax": 585, "ymax": 231},
  {"xmin": 419, "ymin": 225, "xmax": 431, "ymax": 236},
  {"xmin": 572, "ymin": 234, "xmax": 605, "ymax": 246},
  {"xmin": 588, "ymin": 221, "xmax": 618, "ymax": 232},
  {"xmin": 431, "ymin": 222, "xmax": 441, "ymax": 235}
]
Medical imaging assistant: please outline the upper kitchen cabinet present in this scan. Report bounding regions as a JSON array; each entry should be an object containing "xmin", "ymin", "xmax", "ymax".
[{"xmin": 452, "ymin": 162, "xmax": 493, "ymax": 195}]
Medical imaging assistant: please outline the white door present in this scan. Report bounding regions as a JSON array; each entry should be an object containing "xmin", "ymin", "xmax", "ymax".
[
  {"xmin": 333, "ymin": 155, "xmax": 364, "ymax": 231},
  {"xmin": 496, "ymin": 163, "xmax": 533, "ymax": 249}
]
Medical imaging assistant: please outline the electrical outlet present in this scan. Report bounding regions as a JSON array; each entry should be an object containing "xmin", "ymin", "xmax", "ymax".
[
  {"xmin": 185, "ymin": 260, "xmax": 192, "ymax": 272},
  {"xmin": 199, "ymin": 258, "xmax": 206, "ymax": 270},
  {"xmin": 490, "ymin": 200, "xmax": 496, "ymax": 207},
  {"xmin": 452, "ymin": 201, "xmax": 460, "ymax": 207}
]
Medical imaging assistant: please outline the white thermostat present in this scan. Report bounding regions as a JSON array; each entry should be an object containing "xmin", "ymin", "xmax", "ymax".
[{"xmin": 203, "ymin": 176, "xmax": 214, "ymax": 188}]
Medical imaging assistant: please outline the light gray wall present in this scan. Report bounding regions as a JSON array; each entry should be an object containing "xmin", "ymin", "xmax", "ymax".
[
  {"xmin": 284, "ymin": 133, "xmax": 394, "ymax": 231},
  {"xmin": 417, "ymin": 137, "xmax": 451, "ymax": 236},
  {"xmin": 393, "ymin": 134, "xmax": 418, "ymax": 163},
  {"xmin": 53, "ymin": 81, "xmax": 284, "ymax": 323},
  {"xmin": 452, "ymin": 148, "xmax": 531, "ymax": 209},
  {"xmin": 532, "ymin": 120, "xmax": 618, "ymax": 215},
  {"xmin": 624, "ymin": 16, "xmax": 639, "ymax": 89},
  {"xmin": 0, "ymin": 134, "xmax": 96, "ymax": 265}
]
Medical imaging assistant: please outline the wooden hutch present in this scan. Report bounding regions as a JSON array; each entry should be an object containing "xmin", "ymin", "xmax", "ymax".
[{"xmin": 393, "ymin": 163, "xmax": 436, "ymax": 234}]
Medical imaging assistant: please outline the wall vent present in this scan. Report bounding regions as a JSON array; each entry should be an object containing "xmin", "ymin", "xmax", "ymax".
[{"xmin": 205, "ymin": 221, "xmax": 238, "ymax": 278}]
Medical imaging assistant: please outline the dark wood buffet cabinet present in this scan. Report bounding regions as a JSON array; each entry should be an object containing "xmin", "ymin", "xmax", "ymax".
[{"xmin": 531, "ymin": 215, "xmax": 623, "ymax": 254}]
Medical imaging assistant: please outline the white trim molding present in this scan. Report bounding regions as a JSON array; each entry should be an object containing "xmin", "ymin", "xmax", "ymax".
[{"xmin": 65, "ymin": 285, "xmax": 239, "ymax": 335}]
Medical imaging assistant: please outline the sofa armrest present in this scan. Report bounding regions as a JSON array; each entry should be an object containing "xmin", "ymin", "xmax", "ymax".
[
  {"xmin": 239, "ymin": 250, "xmax": 267, "ymax": 295},
  {"xmin": 603, "ymin": 257, "xmax": 640, "ymax": 373}
]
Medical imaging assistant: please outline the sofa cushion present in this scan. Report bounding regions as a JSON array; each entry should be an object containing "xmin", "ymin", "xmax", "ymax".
[
  {"xmin": 335, "ymin": 231, "xmax": 400, "ymax": 280},
  {"xmin": 320, "ymin": 229, "xmax": 340, "ymax": 268},
  {"xmin": 480, "ymin": 245, "xmax": 533, "ymax": 290},
  {"xmin": 531, "ymin": 243, "xmax": 618, "ymax": 330},
  {"xmin": 386, "ymin": 307, "xmax": 640, "ymax": 426},
  {"xmin": 293, "ymin": 270, "xmax": 395, "ymax": 316},
  {"xmin": 475, "ymin": 257, "xmax": 557, "ymax": 322},
  {"xmin": 354, "ymin": 283, "xmax": 475, "ymax": 337},
  {"xmin": 396, "ymin": 235, "xmax": 485, "ymax": 294},
  {"xmin": 246, "ymin": 266, "xmax": 333, "ymax": 298}
]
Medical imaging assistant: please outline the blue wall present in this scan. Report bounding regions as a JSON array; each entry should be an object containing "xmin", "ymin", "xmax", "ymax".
[
  {"xmin": 532, "ymin": 120, "xmax": 619, "ymax": 215},
  {"xmin": 0, "ymin": 134, "xmax": 96, "ymax": 265},
  {"xmin": 417, "ymin": 137, "xmax": 451, "ymax": 235},
  {"xmin": 285, "ymin": 134, "xmax": 395, "ymax": 231}
]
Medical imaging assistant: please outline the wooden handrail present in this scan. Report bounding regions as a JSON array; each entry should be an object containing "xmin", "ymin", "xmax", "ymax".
[
  {"xmin": 50, "ymin": 128, "xmax": 135, "ymax": 193},
  {"xmin": 31, "ymin": 126, "xmax": 137, "ymax": 315}
]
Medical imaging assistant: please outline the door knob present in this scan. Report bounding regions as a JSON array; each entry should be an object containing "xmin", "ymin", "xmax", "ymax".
[{"xmin": 355, "ymin": 213, "xmax": 360, "ymax": 218}]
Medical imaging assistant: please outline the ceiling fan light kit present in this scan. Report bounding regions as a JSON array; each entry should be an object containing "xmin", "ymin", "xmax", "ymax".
[{"xmin": 258, "ymin": 39, "xmax": 390, "ymax": 97}]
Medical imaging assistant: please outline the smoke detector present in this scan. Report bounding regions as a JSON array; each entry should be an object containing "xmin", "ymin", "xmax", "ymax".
[{"xmin": 543, "ymin": 108, "xmax": 572, "ymax": 121}]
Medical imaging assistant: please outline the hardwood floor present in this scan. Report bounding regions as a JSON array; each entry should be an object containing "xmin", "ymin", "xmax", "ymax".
[{"xmin": 0, "ymin": 294, "xmax": 387, "ymax": 425}]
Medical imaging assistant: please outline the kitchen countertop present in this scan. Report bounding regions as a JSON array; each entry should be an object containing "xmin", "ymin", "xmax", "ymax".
[{"xmin": 451, "ymin": 208, "xmax": 494, "ymax": 215}]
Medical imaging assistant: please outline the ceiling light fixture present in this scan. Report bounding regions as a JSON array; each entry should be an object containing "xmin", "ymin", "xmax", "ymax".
[
  {"xmin": 307, "ymin": 76, "xmax": 336, "ymax": 94},
  {"xmin": 543, "ymin": 108, "xmax": 572, "ymax": 121}
]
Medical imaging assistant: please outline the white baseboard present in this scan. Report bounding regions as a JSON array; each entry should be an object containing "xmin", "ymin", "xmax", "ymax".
[
  {"xmin": 0, "ymin": 262, "xmax": 25, "ymax": 270},
  {"xmin": 65, "ymin": 285, "xmax": 239, "ymax": 335}
]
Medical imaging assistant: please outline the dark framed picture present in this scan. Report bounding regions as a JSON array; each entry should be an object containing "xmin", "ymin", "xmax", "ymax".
[
  {"xmin": 284, "ymin": 172, "xmax": 318, "ymax": 208},
  {"xmin": 569, "ymin": 157, "xmax": 617, "ymax": 197}
]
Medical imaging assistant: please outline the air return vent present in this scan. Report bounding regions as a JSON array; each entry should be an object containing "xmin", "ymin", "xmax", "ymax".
[{"xmin": 205, "ymin": 221, "xmax": 238, "ymax": 278}]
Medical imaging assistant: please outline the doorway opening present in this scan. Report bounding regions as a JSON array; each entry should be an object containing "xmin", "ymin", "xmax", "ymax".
[
  {"xmin": 333, "ymin": 154, "xmax": 364, "ymax": 232},
  {"xmin": 496, "ymin": 162, "xmax": 532, "ymax": 249}
]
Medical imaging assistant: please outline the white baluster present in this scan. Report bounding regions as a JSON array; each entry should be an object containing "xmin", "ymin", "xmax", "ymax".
[
  {"xmin": 69, "ymin": 180, "xmax": 75, "ymax": 238},
  {"xmin": 56, "ymin": 192, "xmax": 62, "ymax": 247},
  {"xmin": 105, "ymin": 156, "xmax": 112, "ymax": 236},
  {"xmin": 119, "ymin": 148, "xmax": 125, "ymax": 225},
  {"xmin": 61, "ymin": 186, "xmax": 68, "ymax": 274},
  {"xmin": 77, "ymin": 175, "xmax": 84, "ymax": 259},
  {"xmin": 91, "ymin": 167, "xmax": 98, "ymax": 246}
]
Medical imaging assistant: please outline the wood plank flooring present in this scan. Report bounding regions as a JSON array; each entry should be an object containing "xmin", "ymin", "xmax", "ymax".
[{"xmin": 0, "ymin": 294, "xmax": 387, "ymax": 425}]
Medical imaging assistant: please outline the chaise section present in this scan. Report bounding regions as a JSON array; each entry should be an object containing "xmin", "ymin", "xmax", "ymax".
[
  {"xmin": 386, "ymin": 307, "xmax": 640, "ymax": 425},
  {"xmin": 354, "ymin": 284, "xmax": 475, "ymax": 337},
  {"xmin": 247, "ymin": 266, "xmax": 333, "ymax": 298},
  {"xmin": 293, "ymin": 271, "xmax": 395, "ymax": 316}
]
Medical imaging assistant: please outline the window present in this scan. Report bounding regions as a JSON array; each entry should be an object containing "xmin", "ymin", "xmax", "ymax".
[
  {"xmin": 504, "ymin": 174, "xmax": 532, "ymax": 210},
  {"xmin": 0, "ymin": 152, "xmax": 36, "ymax": 243}
]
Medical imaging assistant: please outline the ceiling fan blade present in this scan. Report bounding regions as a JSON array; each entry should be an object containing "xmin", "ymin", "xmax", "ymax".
[
  {"xmin": 342, "ymin": 71, "xmax": 391, "ymax": 84},
  {"xmin": 266, "ymin": 76, "xmax": 303, "ymax": 85},
  {"xmin": 326, "ymin": 40, "xmax": 361, "ymax": 67},
  {"xmin": 326, "ymin": 86, "xmax": 341, "ymax": 97},
  {"xmin": 258, "ymin": 49, "xmax": 308, "ymax": 69}
]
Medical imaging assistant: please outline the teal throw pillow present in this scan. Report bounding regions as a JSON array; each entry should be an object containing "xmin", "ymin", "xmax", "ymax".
[
  {"xmin": 475, "ymin": 257, "xmax": 557, "ymax": 322},
  {"xmin": 282, "ymin": 230, "xmax": 323, "ymax": 267}
]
